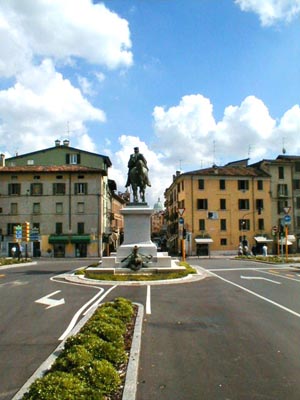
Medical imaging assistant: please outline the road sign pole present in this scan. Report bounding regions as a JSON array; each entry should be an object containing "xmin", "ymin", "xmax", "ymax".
[{"xmin": 285, "ymin": 224, "xmax": 288, "ymax": 262}]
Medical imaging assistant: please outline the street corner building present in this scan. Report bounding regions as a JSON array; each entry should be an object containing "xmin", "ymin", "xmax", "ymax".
[
  {"xmin": 0, "ymin": 140, "xmax": 126, "ymax": 258},
  {"xmin": 164, "ymin": 156, "xmax": 300, "ymax": 257}
]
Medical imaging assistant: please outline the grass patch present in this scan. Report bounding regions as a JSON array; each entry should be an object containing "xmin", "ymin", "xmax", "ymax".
[
  {"xmin": 236, "ymin": 255, "xmax": 300, "ymax": 263},
  {"xmin": 82, "ymin": 261, "xmax": 197, "ymax": 282}
]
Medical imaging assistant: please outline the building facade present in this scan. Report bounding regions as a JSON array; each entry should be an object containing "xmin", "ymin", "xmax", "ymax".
[
  {"xmin": 165, "ymin": 160, "xmax": 274, "ymax": 256},
  {"xmin": 0, "ymin": 140, "xmax": 113, "ymax": 258}
]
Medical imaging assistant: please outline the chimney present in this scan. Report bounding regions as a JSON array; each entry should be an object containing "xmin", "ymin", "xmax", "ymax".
[
  {"xmin": 63, "ymin": 139, "xmax": 70, "ymax": 147},
  {"xmin": 0, "ymin": 154, "xmax": 5, "ymax": 167},
  {"xmin": 55, "ymin": 139, "xmax": 61, "ymax": 147}
]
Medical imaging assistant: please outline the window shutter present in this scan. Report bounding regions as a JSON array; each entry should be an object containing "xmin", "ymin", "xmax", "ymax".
[{"xmin": 66, "ymin": 154, "xmax": 70, "ymax": 164}]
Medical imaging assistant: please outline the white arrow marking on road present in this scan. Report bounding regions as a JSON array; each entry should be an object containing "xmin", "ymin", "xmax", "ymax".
[
  {"xmin": 240, "ymin": 276, "xmax": 281, "ymax": 285},
  {"xmin": 35, "ymin": 290, "xmax": 65, "ymax": 309}
]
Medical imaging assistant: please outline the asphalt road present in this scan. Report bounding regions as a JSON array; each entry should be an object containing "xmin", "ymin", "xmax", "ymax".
[
  {"xmin": 2, "ymin": 258, "xmax": 300, "ymax": 400},
  {"xmin": 0, "ymin": 259, "xmax": 103, "ymax": 400},
  {"xmin": 111, "ymin": 258, "xmax": 300, "ymax": 400}
]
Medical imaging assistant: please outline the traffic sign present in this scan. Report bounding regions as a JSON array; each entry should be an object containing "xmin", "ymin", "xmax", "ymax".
[
  {"xmin": 283, "ymin": 215, "xmax": 291, "ymax": 224},
  {"xmin": 179, "ymin": 217, "xmax": 184, "ymax": 224},
  {"xmin": 272, "ymin": 225, "xmax": 278, "ymax": 232},
  {"xmin": 178, "ymin": 208, "xmax": 185, "ymax": 216}
]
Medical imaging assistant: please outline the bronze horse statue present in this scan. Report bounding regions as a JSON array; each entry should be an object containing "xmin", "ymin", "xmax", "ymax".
[{"xmin": 129, "ymin": 159, "xmax": 149, "ymax": 202}]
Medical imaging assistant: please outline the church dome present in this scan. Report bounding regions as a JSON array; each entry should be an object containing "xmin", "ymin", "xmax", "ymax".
[{"xmin": 153, "ymin": 197, "xmax": 163, "ymax": 211}]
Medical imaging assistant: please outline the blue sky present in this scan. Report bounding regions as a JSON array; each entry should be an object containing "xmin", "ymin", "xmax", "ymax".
[{"xmin": 1, "ymin": 0, "xmax": 300, "ymax": 205}]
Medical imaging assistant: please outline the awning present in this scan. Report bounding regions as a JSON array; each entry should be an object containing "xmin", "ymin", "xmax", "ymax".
[
  {"xmin": 195, "ymin": 238, "xmax": 213, "ymax": 244},
  {"xmin": 254, "ymin": 236, "xmax": 273, "ymax": 243},
  {"xmin": 70, "ymin": 235, "xmax": 91, "ymax": 244},
  {"xmin": 48, "ymin": 235, "xmax": 69, "ymax": 244},
  {"xmin": 280, "ymin": 239, "xmax": 293, "ymax": 246},
  {"xmin": 287, "ymin": 235, "xmax": 296, "ymax": 242}
]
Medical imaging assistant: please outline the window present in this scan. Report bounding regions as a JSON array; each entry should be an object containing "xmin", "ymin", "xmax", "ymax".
[
  {"xmin": 31, "ymin": 183, "xmax": 43, "ymax": 195},
  {"xmin": 257, "ymin": 180, "xmax": 263, "ymax": 190},
  {"xmin": 293, "ymin": 180, "xmax": 300, "ymax": 190},
  {"xmin": 256, "ymin": 199, "xmax": 264, "ymax": 212},
  {"xmin": 258, "ymin": 218, "xmax": 264, "ymax": 230},
  {"xmin": 178, "ymin": 199, "xmax": 185, "ymax": 209},
  {"xmin": 181, "ymin": 181, "xmax": 184, "ymax": 190},
  {"xmin": 78, "ymin": 175, "xmax": 85, "ymax": 179},
  {"xmin": 33, "ymin": 203, "xmax": 40, "ymax": 214},
  {"xmin": 220, "ymin": 219, "xmax": 227, "ymax": 231},
  {"xmin": 8, "ymin": 223, "xmax": 20, "ymax": 235},
  {"xmin": 78, "ymin": 222, "xmax": 84, "ymax": 234},
  {"xmin": 197, "ymin": 199, "xmax": 208, "ymax": 210},
  {"xmin": 219, "ymin": 179, "xmax": 226, "ymax": 190},
  {"xmin": 198, "ymin": 179, "xmax": 204, "ymax": 190},
  {"xmin": 56, "ymin": 202, "xmax": 63, "ymax": 214},
  {"xmin": 278, "ymin": 166, "xmax": 284, "ymax": 179},
  {"xmin": 34, "ymin": 175, "xmax": 40, "ymax": 180},
  {"xmin": 56, "ymin": 223, "xmax": 63, "ymax": 234},
  {"xmin": 77, "ymin": 202, "xmax": 85, "ymax": 213},
  {"xmin": 27, "ymin": 159, "xmax": 34, "ymax": 165},
  {"xmin": 297, "ymin": 216, "xmax": 300, "ymax": 228},
  {"xmin": 239, "ymin": 219, "xmax": 250, "ymax": 230},
  {"xmin": 295, "ymin": 162, "xmax": 300, "ymax": 172},
  {"xmin": 296, "ymin": 197, "xmax": 300, "ymax": 209},
  {"xmin": 199, "ymin": 219, "xmax": 205, "ymax": 231},
  {"xmin": 278, "ymin": 184, "xmax": 288, "ymax": 196},
  {"xmin": 8, "ymin": 183, "xmax": 21, "ymax": 195},
  {"xmin": 56, "ymin": 175, "xmax": 63, "ymax": 179},
  {"xmin": 277, "ymin": 200, "xmax": 288, "ymax": 214},
  {"xmin": 177, "ymin": 183, "xmax": 181, "ymax": 193},
  {"xmin": 220, "ymin": 199, "xmax": 226, "ymax": 210},
  {"xmin": 220, "ymin": 238, "xmax": 227, "ymax": 246},
  {"xmin": 238, "ymin": 199, "xmax": 250, "ymax": 210},
  {"xmin": 74, "ymin": 183, "xmax": 87, "ymax": 195},
  {"xmin": 66, "ymin": 153, "xmax": 81, "ymax": 165},
  {"xmin": 238, "ymin": 180, "xmax": 249, "ymax": 191},
  {"xmin": 53, "ymin": 183, "xmax": 66, "ymax": 195},
  {"xmin": 10, "ymin": 203, "xmax": 18, "ymax": 214}
]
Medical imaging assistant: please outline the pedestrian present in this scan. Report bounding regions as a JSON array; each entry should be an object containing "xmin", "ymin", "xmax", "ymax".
[
  {"xmin": 262, "ymin": 244, "xmax": 268, "ymax": 257},
  {"xmin": 238, "ymin": 244, "xmax": 243, "ymax": 256},
  {"xmin": 18, "ymin": 244, "xmax": 23, "ymax": 260},
  {"xmin": 11, "ymin": 245, "xmax": 17, "ymax": 258}
]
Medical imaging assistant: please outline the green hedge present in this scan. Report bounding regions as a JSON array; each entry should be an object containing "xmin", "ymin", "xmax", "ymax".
[{"xmin": 23, "ymin": 297, "xmax": 134, "ymax": 400}]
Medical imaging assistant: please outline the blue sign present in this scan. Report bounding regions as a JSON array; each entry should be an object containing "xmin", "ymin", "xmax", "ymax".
[
  {"xmin": 284, "ymin": 215, "xmax": 291, "ymax": 224},
  {"xmin": 179, "ymin": 217, "xmax": 184, "ymax": 224}
]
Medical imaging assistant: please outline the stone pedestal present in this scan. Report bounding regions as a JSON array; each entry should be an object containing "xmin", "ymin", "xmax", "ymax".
[{"xmin": 101, "ymin": 203, "xmax": 173, "ymax": 268}]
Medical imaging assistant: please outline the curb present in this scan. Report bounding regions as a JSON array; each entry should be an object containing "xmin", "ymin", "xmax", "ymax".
[
  {"xmin": 12, "ymin": 303, "xmax": 144, "ymax": 400},
  {"xmin": 64, "ymin": 265, "xmax": 208, "ymax": 286}
]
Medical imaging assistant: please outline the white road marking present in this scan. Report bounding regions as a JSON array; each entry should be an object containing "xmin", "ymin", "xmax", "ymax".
[
  {"xmin": 146, "ymin": 285, "xmax": 151, "ymax": 314},
  {"xmin": 59, "ymin": 285, "xmax": 117, "ymax": 341},
  {"xmin": 240, "ymin": 276, "xmax": 281, "ymax": 284},
  {"xmin": 209, "ymin": 270, "xmax": 300, "ymax": 319},
  {"xmin": 35, "ymin": 290, "xmax": 65, "ymax": 309}
]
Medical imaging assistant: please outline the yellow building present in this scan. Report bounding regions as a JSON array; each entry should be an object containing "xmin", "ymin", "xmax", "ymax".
[{"xmin": 165, "ymin": 160, "xmax": 273, "ymax": 256}]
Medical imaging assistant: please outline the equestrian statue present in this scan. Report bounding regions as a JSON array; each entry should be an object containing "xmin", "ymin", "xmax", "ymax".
[{"xmin": 125, "ymin": 147, "xmax": 151, "ymax": 203}]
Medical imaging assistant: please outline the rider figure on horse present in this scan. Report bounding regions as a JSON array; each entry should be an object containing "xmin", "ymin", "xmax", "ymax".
[{"xmin": 125, "ymin": 147, "xmax": 151, "ymax": 188}]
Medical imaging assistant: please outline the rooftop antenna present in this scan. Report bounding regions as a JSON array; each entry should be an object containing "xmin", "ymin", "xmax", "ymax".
[
  {"xmin": 212, "ymin": 140, "xmax": 216, "ymax": 166},
  {"xmin": 248, "ymin": 145, "xmax": 251, "ymax": 158},
  {"xmin": 282, "ymin": 137, "xmax": 286, "ymax": 154}
]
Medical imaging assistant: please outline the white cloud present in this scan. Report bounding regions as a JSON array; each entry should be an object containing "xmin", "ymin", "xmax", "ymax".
[
  {"xmin": 0, "ymin": 0, "xmax": 133, "ymax": 77},
  {"xmin": 153, "ymin": 94, "xmax": 217, "ymax": 169},
  {"xmin": 0, "ymin": 59, "xmax": 105, "ymax": 154},
  {"xmin": 235, "ymin": 0, "xmax": 300, "ymax": 26},
  {"xmin": 152, "ymin": 94, "xmax": 300, "ymax": 169}
]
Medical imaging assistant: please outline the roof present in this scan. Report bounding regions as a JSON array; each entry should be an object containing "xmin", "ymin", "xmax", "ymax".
[
  {"xmin": 6, "ymin": 144, "xmax": 112, "ymax": 167},
  {"xmin": 180, "ymin": 165, "xmax": 270, "ymax": 178},
  {"xmin": 0, "ymin": 165, "xmax": 107, "ymax": 173}
]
